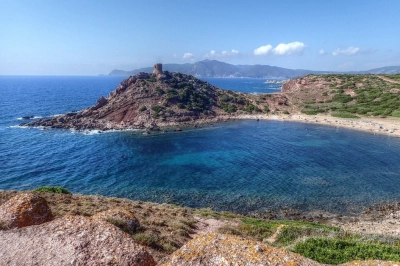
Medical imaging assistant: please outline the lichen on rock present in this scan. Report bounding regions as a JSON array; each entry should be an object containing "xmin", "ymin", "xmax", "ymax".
[{"xmin": 0, "ymin": 193, "xmax": 53, "ymax": 229}]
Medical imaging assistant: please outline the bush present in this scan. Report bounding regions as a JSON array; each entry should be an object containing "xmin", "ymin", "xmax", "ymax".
[
  {"xmin": 331, "ymin": 113, "xmax": 359, "ymax": 119},
  {"xmin": 139, "ymin": 105, "xmax": 147, "ymax": 112},
  {"xmin": 391, "ymin": 110, "xmax": 400, "ymax": 117},
  {"xmin": 34, "ymin": 186, "xmax": 71, "ymax": 194},
  {"xmin": 155, "ymin": 87, "xmax": 165, "ymax": 95}
]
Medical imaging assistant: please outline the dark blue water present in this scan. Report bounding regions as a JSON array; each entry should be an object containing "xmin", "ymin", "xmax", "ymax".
[{"xmin": 1, "ymin": 76, "xmax": 400, "ymax": 215}]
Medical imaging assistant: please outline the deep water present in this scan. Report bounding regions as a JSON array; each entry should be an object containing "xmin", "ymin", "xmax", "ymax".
[{"xmin": 1, "ymin": 75, "xmax": 400, "ymax": 216}]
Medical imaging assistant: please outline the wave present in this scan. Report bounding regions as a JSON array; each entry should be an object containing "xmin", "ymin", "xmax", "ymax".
[{"xmin": 17, "ymin": 115, "xmax": 43, "ymax": 120}]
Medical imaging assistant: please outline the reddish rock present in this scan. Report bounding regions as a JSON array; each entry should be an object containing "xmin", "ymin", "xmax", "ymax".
[
  {"xmin": 0, "ymin": 215, "xmax": 156, "ymax": 266},
  {"xmin": 161, "ymin": 233, "xmax": 321, "ymax": 266},
  {"xmin": 93, "ymin": 208, "xmax": 140, "ymax": 233},
  {"xmin": 0, "ymin": 193, "xmax": 53, "ymax": 229}
]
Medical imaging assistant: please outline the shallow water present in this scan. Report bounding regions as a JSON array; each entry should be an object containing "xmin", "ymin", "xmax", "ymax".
[{"xmin": 1, "ymin": 76, "xmax": 400, "ymax": 216}]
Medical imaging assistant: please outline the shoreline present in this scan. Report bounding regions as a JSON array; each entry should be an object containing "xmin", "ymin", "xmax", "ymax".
[{"xmin": 229, "ymin": 113, "xmax": 400, "ymax": 138}]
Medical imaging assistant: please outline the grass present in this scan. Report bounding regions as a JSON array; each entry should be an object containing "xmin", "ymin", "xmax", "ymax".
[
  {"xmin": 33, "ymin": 186, "xmax": 71, "ymax": 194},
  {"xmin": 294, "ymin": 238, "xmax": 400, "ymax": 264}
]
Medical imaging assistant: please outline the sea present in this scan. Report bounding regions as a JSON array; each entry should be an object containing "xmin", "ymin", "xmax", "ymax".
[{"xmin": 1, "ymin": 75, "xmax": 400, "ymax": 216}]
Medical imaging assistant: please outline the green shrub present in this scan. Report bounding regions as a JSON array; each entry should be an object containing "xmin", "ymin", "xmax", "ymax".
[
  {"xmin": 139, "ymin": 105, "xmax": 147, "ymax": 112},
  {"xmin": 294, "ymin": 238, "xmax": 400, "ymax": 264},
  {"xmin": 222, "ymin": 104, "xmax": 237, "ymax": 113},
  {"xmin": 332, "ymin": 93, "xmax": 353, "ymax": 103},
  {"xmin": 34, "ymin": 186, "xmax": 71, "ymax": 194},
  {"xmin": 177, "ymin": 103, "xmax": 185, "ymax": 109},
  {"xmin": 155, "ymin": 87, "xmax": 165, "ymax": 95},
  {"xmin": 331, "ymin": 113, "xmax": 359, "ymax": 119},
  {"xmin": 391, "ymin": 110, "xmax": 400, "ymax": 117}
]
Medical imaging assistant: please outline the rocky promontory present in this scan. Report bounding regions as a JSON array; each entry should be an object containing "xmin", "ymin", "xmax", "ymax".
[{"xmin": 21, "ymin": 64, "xmax": 290, "ymax": 131}]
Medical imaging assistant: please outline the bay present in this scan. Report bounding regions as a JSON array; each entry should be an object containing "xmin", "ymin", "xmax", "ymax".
[{"xmin": 1, "ymin": 75, "xmax": 400, "ymax": 216}]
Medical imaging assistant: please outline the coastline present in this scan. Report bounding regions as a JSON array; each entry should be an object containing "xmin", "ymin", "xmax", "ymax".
[{"xmin": 227, "ymin": 113, "xmax": 400, "ymax": 138}]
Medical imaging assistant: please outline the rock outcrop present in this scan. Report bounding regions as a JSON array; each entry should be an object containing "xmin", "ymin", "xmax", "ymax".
[
  {"xmin": 93, "ymin": 208, "xmax": 140, "ymax": 233},
  {"xmin": 0, "ymin": 193, "xmax": 53, "ymax": 229},
  {"xmin": 162, "ymin": 233, "xmax": 321, "ymax": 266},
  {"xmin": 0, "ymin": 215, "xmax": 156, "ymax": 266}
]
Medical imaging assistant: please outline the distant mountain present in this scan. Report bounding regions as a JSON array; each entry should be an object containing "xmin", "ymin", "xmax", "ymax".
[
  {"xmin": 357, "ymin": 66, "xmax": 400, "ymax": 74},
  {"xmin": 107, "ymin": 60, "xmax": 400, "ymax": 78}
]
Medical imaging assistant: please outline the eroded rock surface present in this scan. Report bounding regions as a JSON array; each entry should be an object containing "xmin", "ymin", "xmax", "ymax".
[
  {"xmin": 0, "ymin": 193, "xmax": 53, "ymax": 229},
  {"xmin": 0, "ymin": 215, "xmax": 155, "ymax": 266},
  {"xmin": 161, "ymin": 233, "xmax": 321, "ymax": 266}
]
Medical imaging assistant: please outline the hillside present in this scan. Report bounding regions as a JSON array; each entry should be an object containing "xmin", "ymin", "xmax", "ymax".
[
  {"xmin": 107, "ymin": 60, "xmax": 400, "ymax": 78},
  {"xmin": 282, "ymin": 74, "xmax": 400, "ymax": 118}
]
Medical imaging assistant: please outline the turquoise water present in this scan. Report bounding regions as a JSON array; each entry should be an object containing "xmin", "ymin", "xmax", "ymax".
[{"xmin": 1, "ymin": 76, "xmax": 400, "ymax": 216}]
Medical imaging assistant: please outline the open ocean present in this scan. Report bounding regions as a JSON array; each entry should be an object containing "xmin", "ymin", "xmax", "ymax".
[{"xmin": 1, "ymin": 75, "xmax": 400, "ymax": 216}]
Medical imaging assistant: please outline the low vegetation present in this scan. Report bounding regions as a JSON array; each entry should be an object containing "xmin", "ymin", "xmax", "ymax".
[
  {"xmin": 290, "ymin": 74, "xmax": 400, "ymax": 119},
  {"xmin": 33, "ymin": 186, "xmax": 71, "ymax": 194},
  {"xmin": 1, "ymin": 189, "xmax": 399, "ymax": 264}
]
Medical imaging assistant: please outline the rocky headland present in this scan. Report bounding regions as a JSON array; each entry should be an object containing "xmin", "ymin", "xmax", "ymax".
[{"xmin": 21, "ymin": 64, "xmax": 289, "ymax": 131}]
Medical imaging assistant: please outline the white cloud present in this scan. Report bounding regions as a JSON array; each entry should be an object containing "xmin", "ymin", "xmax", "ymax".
[
  {"xmin": 254, "ymin": 44, "xmax": 273, "ymax": 55},
  {"xmin": 332, "ymin": 46, "xmax": 360, "ymax": 56},
  {"xmin": 205, "ymin": 49, "xmax": 239, "ymax": 59},
  {"xmin": 273, "ymin": 42, "xmax": 305, "ymax": 55},
  {"xmin": 182, "ymin": 52, "xmax": 194, "ymax": 60},
  {"xmin": 254, "ymin": 42, "xmax": 305, "ymax": 56},
  {"xmin": 319, "ymin": 49, "xmax": 326, "ymax": 55}
]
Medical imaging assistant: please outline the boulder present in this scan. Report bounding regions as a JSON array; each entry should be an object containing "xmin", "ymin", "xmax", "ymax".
[
  {"xmin": 92, "ymin": 208, "xmax": 140, "ymax": 233},
  {"xmin": 0, "ymin": 193, "xmax": 53, "ymax": 229},
  {"xmin": 0, "ymin": 215, "xmax": 156, "ymax": 266},
  {"xmin": 161, "ymin": 233, "xmax": 321, "ymax": 266}
]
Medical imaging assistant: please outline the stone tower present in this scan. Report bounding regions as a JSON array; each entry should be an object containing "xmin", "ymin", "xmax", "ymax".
[{"xmin": 153, "ymin": 63, "xmax": 163, "ymax": 75}]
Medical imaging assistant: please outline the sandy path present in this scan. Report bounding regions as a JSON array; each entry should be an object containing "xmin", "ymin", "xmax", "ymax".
[{"xmin": 378, "ymin": 75, "xmax": 400, "ymax": 85}]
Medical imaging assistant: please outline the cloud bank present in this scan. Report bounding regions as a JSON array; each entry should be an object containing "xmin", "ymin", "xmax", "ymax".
[{"xmin": 254, "ymin": 42, "xmax": 305, "ymax": 56}]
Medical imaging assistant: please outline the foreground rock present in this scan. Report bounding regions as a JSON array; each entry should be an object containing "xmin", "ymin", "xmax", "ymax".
[
  {"xmin": 162, "ymin": 233, "xmax": 321, "ymax": 266},
  {"xmin": 0, "ymin": 193, "xmax": 53, "ymax": 229},
  {"xmin": 93, "ymin": 208, "xmax": 140, "ymax": 233},
  {"xmin": 0, "ymin": 215, "xmax": 155, "ymax": 266}
]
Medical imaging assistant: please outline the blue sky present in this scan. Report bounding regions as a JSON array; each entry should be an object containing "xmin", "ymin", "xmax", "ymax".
[{"xmin": 1, "ymin": 0, "xmax": 399, "ymax": 75}]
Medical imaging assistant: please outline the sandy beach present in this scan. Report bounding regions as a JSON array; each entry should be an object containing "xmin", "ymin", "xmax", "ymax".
[{"xmin": 234, "ymin": 113, "xmax": 400, "ymax": 138}]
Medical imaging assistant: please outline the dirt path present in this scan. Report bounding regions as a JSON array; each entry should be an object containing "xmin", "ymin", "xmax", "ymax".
[{"xmin": 377, "ymin": 75, "xmax": 400, "ymax": 84}]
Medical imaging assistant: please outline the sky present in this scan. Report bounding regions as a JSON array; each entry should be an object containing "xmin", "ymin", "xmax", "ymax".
[{"xmin": 1, "ymin": 0, "xmax": 400, "ymax": 75}]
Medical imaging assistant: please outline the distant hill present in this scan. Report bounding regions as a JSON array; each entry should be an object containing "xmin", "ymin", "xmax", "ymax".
[
  {"xmin": 107, "ymin": 60, "xmax": 400, "ymax": 78},
  {"xmin": 107, "ymin": 60, "xmax": 330, "ymax": 78}
]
